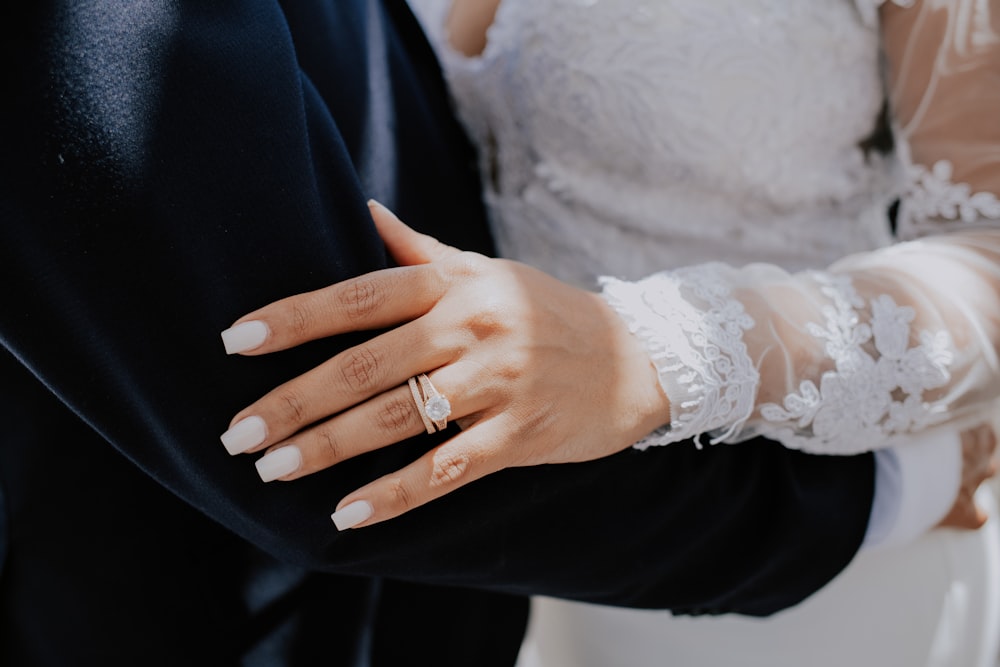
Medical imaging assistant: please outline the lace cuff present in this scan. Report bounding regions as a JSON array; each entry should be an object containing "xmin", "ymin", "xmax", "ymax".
[
  {"xmin": 600, "ymin": 232, "xmax": 1000, "ymax": 456},
  {"xmin": 600, "ymin": 265, "xmax": 759, "ymax": 450},
  {"xmin": 599, "ymin": 0, "xmax": 1000, "ymax": 457}
]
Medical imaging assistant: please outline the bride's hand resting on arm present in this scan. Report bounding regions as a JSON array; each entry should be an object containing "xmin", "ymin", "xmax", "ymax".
[
  {"xmin": 220, "ymin": 1, "xmax": 1000, "ymax": 530},
  {"xmin": 220, "ymin": 200, "xmax": 672, "ymax": 529},
  {"xmin": 220, "ymin": 201, "xmax": 999, "ymax": 532}
]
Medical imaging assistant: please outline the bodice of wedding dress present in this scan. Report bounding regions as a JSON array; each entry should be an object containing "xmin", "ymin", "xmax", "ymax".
[{"xmin": 413, "ymin": 0, "xmax": 1000, "ymax": 455}]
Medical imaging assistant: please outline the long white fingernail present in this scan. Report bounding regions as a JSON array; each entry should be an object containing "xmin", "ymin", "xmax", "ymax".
[
  {"xmin": 255, "ymin": 446, "xmax": 302, "ymax": 482},
  {"xmin": 220, "ymin": 415, "xmax": 267, "ymax": 455},
  {"xmin": 221, "ymin": 320, "xmax": 269, "ymax": 354},
  {"xmin": 331, "ymin": 500, "xmax": 374, "ymax": 530}
]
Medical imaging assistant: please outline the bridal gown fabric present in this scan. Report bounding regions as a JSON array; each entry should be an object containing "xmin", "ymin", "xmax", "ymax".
[{"xmin": 407, "ymin": 0, "xmax": 1000, "ymax": 664}]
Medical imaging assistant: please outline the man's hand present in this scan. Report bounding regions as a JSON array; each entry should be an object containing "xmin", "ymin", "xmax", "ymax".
[{"xmin": 937, "ymin": 422, "xmax": 998, "ymax": 530}]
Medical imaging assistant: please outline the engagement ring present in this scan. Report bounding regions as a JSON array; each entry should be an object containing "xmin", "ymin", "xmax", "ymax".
[{"xmin": 408, "ymin": 373, "xmax": 451, "ymax": 433}]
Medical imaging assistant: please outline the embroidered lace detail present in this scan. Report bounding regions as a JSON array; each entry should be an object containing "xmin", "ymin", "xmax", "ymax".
[
  {"xmin": 758, "ymin": 273, "xmax": 954, "ymax": 454},
  {"xmin": 897, "ymin": 159, "xmax": 1000, "ymax": 237},
  {"xmin": 407, "ymin": 0, "xmax": 1000, "ymax": 458},
  {"xmin": 411, "ymin": 0, "xmax": 899, "ymax": 286},
  {"xmin": 600, "ymin": 265, "xmax": 759, "ymax": 450}
]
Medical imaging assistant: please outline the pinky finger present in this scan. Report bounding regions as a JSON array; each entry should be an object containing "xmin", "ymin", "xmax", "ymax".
[{"xmin": 330, "ymin": 417, "xmax": 512, "ymax": 530}]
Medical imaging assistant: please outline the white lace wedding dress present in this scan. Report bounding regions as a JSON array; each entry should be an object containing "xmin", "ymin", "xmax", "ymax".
[{"xmin": 408, "ymin": 0, "xmax": 1000, "ymax": 664}]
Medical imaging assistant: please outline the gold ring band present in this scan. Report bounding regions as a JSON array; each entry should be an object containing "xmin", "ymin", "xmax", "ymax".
[{"xmin": 408, "ymin": 375, "xmax": 436, "ymax": 435}]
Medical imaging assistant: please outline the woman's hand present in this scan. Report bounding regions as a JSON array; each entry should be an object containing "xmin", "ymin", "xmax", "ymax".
[{"xmin": 220, "ymin": 201, "xmax": 671, "ymax": 529}]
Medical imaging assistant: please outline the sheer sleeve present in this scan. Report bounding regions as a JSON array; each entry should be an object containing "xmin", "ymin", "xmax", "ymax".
[
  {"xmin": 602, "ymin": 0, "xmax": 1000, "ymax": 455},
  {"xmin": 882, "ymin": 0, "xmax": 1000, "ymax": 234}
]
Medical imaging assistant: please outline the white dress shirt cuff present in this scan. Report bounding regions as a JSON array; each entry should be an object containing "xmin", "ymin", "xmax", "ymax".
[{"xmin": 861, "ymin": 429, "xmax": 963, "ymax": 550}]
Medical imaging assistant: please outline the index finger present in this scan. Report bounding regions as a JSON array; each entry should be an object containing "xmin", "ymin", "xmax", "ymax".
[{"xmin": 220, "ymin": 264, "xmax": 442, "ymax": 355}]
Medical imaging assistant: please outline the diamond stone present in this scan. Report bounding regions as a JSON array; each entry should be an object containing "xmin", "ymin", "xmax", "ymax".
[{"xmin": 425, "ymin": 395, "xmax": 451, "ymax": 422}]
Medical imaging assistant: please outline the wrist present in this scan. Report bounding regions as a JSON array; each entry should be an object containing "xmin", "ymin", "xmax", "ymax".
[
  {"xmin": 592, "ymin": 291, "xmax": 673, "ymax": 443},
  {"xmin": 598, "ymin": 270, "xmax": 758, "ymax": 449}
]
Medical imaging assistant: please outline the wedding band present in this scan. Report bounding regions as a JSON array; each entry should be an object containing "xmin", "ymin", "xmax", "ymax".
[
  {"xmin": 407, "ymin": 373, "xmax": 452, "ymax": 433},
  {"xmin": 408, "ymin": 376, "xmax": 436, "ymax": 435}
]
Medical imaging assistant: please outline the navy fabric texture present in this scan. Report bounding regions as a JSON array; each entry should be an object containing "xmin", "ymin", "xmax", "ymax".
[{"xmin": 0, "ymin": 1, "xmax": 874, "ymax": 665}]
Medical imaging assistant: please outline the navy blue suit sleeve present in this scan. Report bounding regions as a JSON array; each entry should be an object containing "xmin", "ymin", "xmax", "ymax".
[{"xmin": 0, "ymin": 0, "xmax": 874, "ymax": 615}]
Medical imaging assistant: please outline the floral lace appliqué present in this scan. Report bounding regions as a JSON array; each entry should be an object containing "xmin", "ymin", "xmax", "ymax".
[
  {"xmin": 899, "ymin": 159, "xmax": 1000, "ymax": 234},
  {"xmin": 601, "ymin": 264, "xmax": 759, "ymax": 450},
  {"xmin": 758, "ymin": 273, "xmax": 953, "ymax": 454}
]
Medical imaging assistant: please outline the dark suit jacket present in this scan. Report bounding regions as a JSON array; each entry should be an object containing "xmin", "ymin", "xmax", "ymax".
[{"xmin": 0, "ymin": 1, "xmax": 875, "ymax": 665}]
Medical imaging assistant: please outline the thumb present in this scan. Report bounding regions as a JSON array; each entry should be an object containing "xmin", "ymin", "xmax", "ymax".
[{"xmin": 368, "ymin": 199, "xmax": 460, "ymax": 265}]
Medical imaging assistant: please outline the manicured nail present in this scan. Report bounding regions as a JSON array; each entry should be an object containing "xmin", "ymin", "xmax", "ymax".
[
  {"xmin": 331, "ymin": 500, "xmax": 374, "ymax": 530},
  {"xmin": 255, "ymin": 446, "xmax": 303, "ymax": 482},
  {"xmin": 220, "ymin": 415, "xmax": 267, "ymax": 455},
  {"xmin": 221, "ymin": 320, "xmax": 269, "ymax": 355}
]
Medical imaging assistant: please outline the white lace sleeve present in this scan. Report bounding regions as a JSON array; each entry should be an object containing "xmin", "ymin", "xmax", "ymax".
[
  {"xmin": 882, "ymin": 0, "xmax": 1000, "ymax": 236},
  {"xmin": 603, "ymin": 0, "xmax": 1000, "ymax": 455}
]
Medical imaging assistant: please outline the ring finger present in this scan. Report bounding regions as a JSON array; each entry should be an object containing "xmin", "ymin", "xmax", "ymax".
[
  {"xmin": 251, "ymin": 363, "xmax": 488, "ymax": 482},
  {"xmin": 220, "ymin": 316, "xmax": 457, "ymax": 457}
]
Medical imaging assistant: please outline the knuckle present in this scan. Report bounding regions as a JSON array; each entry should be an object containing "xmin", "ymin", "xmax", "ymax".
[
  {"xmin": 444, "ymin": 251, "xmax": 488, "ymax": 281},
  {"xmin": 430, "ymin": 450, "xmax": 472, "ymax": 488},
  {"xmin": 340, "ymin": 347, "xmax": 383, "ymax": 393},
  {"xmin": 386, "ymin": 477, "xmax": 414, "ymax": 512},
  {"xmin": 376, "ymin": 395, "xmax": 418, "ymax": 435},
  {"xmin": 464, "ymin": 300, "xmax": 511, "ymax": 341},
  {"xmin": 318, "ymin": 426, "xmax": 345, "ymax": 462},
  {"xmin": 491, "ymin": 349, "xmax": 530, "ymax": 383},
  {"xmin": 339, "ymin": 277, "xmax": 382, "ymax": 322},
  {"xmin": 290, "ymin": 301, "xmax": 312, "ymax": 338},
  {"xmin": 277, "ymin": 388, "xmax": 308, "ymax": 426}
]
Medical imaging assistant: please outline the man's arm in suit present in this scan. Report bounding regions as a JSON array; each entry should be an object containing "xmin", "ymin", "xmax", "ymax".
[{"xmin": 0, "ymin": 0, "xmax": 874, "ymax": 616}]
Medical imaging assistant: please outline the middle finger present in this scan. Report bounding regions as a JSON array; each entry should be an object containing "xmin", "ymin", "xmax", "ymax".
[{"xmin": 221, "ymin": 317, "xmax": 460, "ymax": 455}]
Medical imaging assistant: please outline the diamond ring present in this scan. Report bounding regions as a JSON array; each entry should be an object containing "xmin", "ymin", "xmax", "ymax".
[{"xmin": 407, "ymin": 373, "xmax": 451, "ymax": 434}]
